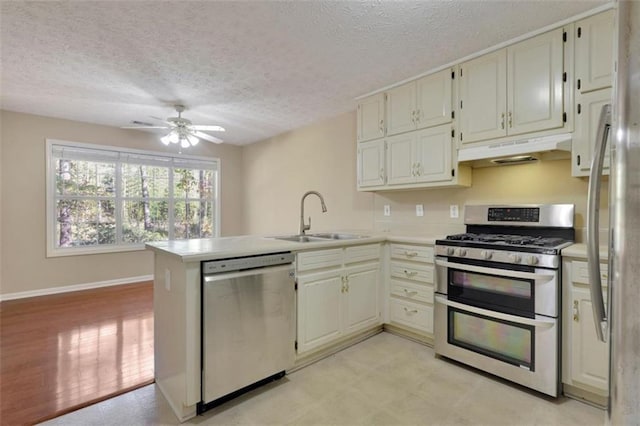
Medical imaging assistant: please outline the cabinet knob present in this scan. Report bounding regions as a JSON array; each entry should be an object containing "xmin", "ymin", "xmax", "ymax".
[
  {"xmin": 403, "ymin": 288, "xmax": 418, "ymax": 296},
  {"xmin": 501, "ymin": 113, "xmax": 505, "ymax": 129},
  {"xmin": 403, "ymin": 307, "xmax": 419, "ymax": 314},
  {"xmin": 508, "ymin": 111, "xmax": 513, "ymax": 128},
  {"xmin": 404, "ymin": 270, "xmax": 418, "ymax": 277},
  {"xmin": 573, "ymin": 300, "xmax": 580, "ymax": 322}
]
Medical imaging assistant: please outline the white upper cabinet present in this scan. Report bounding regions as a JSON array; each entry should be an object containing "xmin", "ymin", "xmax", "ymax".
[
  {"xmin": 459, "ymin": 50, "xmax": 508, "ymax": 143},
  {"xmin": 459, "ymin": 28, "xmax": 565, "ymax": 144},
  {"xmin": 572, "ymin": 10, "xmax": 615, "ymax": 177},
  {"xmin": 357, "ymin": 93, "xmax": 385, "ymax": 142},
  {"xmin": 386, "ymin": 124, "xmax": 452, "ymax": 186},
  {"xmin": 386, "ymin": 69, "xmax": 453, "ymax": 136},
  {"xmin": 575, "ymin": 10, "xmax": 615, "ymax": 93},
  {"xmin": 572, "ymin": 87, "xmax": 611, "ymax": 176},
  {"xmin": 357, "ymin": 139, "xmax": 386, "ymax": 188}
]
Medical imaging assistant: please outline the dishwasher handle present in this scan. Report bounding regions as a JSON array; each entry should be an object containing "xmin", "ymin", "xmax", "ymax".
[{"xmin": 204, "ymin": 263, "xmax": 294, "ymax": 283}]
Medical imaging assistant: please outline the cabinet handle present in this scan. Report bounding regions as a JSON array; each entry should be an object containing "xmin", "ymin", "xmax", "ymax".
[
  {"xmin": 411, "ymin": 110, "xmax": 416, "ymax": 125},
  {"xmin": 379, "ymin": 119, "xmax": 384, "ymax": 134},
  {"xmin": 415, "ymin": 109, "xmax": 420, "ymax": 123},
  {"xmin": 573, "ymin": 300, "xmax": 580, "ymax": 322},
  {"xmin": 508, "ymin": 111, "xmax": 513, "ymax": 128},
  {"xmin": 403, "ymin": 307, "xmax": 419, "ymax": 314},
  {"xmin": 411, "ymin": 163, "xmax": 417, "ymax": 176},
  {"xmin": 341, "ymin": 276, "xmax": 346, "ymax": 293},
  {"xmin": 403, "ymin": 289, "xmax": 418, "ymax": 296},
  {"xmin": 345, "ymin": 276, "xmax": 349, "ymax": 293},
  {"xmin": 379, "ymin": 168, "xmax": 385, "ymax": 180},
  {"xmin": 501, "ymin": 113, "xmax": 505, "ymax": 129},
  {"xmin": 404, "ymin": 270, "xmax": 418, "ymax": 277},
  {"xmin": 404, "ymin": 251, "xmax": 418, "ymax": 257},
  {"xmin": 417, "ymin": 162, "xmax": 422, "ymax": 176}
]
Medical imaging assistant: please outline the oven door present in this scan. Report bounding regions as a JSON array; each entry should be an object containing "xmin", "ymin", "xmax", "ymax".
[
  {"xmin": 434, "ymin": 256, "xmax": 558, "ymax": 318},
  {"xmin": 434, "ymin": 295, "xmax": 559, "ymax": 397}
]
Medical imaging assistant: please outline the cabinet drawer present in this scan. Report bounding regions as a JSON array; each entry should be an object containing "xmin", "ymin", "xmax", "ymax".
[
  {"xmin": 390, "ymin": 244, "xmax": 434, "ymax": 263},
  {"xmin": 572, "ymin": 260, "xmax": 608, "ymax": 286},
  {"xmin": 345, "ymin": 244, "xmax": 380, "ymax": 264},
  {"xmin": 390, "ymin": 280, "xmax": 434, "ymax": 304},
  {"xmin": 389, "ymin": 298, "xmax": 433, "ymax": 333},
  {"xmin": 297, "ymin": 249, "xmax": 343, "ymax": 272},
  {"xmin": 390, "ymin": 261, "xmax": 433, "ymax": 283}
]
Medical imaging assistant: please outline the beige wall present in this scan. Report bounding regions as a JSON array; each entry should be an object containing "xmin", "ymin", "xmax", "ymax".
[
  {"xmin": 241, "ymin": 111, "xmax": 375, "ymax": 235},
  {"xmin": 0, "ymin": 110, "xmax": 244, "ymax": 296}
]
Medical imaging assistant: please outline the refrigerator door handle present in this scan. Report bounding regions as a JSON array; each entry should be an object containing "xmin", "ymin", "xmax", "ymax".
[{"xmin": 587, "ymin": 103, "xmax": 611, "ymax": 343}]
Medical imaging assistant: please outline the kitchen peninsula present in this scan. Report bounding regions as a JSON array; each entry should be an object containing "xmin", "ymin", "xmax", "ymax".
[{"xmin": 146, "ymin": 233, "xmax": 389, "ymax": 421}]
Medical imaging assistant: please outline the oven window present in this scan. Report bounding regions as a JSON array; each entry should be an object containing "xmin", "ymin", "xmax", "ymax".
[
  {"xmin": 448, "ymin": 307, "xmax": 534, "ymax": 370},
  {"xmin": 449, "ymin": 268, "xmax": 534, "ymax": 317},
  {"xmin": 451, "ymin": 271, "xmax": 531, "ymax": 298}
]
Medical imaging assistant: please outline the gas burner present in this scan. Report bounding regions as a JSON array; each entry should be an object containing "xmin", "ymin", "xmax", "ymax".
[{"xmin": 445, "ymin": 233, "xmax": 570, "ymax": 249}]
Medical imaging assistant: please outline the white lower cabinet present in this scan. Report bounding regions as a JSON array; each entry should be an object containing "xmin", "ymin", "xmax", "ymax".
[
  {"xmin": 563, "ymin": 258, "xmax": 609, "ymax": 400},
  {"xmin": 387, "ymin": 243, "xmax": 435, "ymax": 337},
  {"xmin": 296, "ymin": 244, "xmax": 381, "ymax": 354}
]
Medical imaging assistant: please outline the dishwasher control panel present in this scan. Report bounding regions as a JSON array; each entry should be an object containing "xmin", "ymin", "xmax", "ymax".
[{"xmin": 202, "ymin": 252, "xmax": 294, "ymax": 274}]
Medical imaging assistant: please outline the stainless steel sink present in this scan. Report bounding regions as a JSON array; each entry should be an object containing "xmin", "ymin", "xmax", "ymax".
[
  {"xmin": 271, "ymin": 233, "xmax": 368, "ymax": 243},
  {"xmin": 309, "ymin": 233, "xmax": 368, "ymax": 240},
  {"xmin": 271, "ymin": 235, "xmax": 327, "ymax": 243}
]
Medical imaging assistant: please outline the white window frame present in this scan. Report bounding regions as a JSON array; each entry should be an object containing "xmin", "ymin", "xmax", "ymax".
[{"xmin": 46, "ymin": 139, "xmax": 221, "ymax": 257}]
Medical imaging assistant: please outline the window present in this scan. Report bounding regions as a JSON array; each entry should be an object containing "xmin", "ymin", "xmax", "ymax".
[{"xmin": 46, "ymin": 139, "xmax": 220, "ymax": 257}]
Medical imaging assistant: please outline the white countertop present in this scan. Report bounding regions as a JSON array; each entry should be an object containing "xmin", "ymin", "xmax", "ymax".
[
  {"xmin": 145, "ymin": 232, "xmax": 444, "ymax": 262},
  {"xmin": 147, "ymin": 233, "xmax": 608, "ymax": 263},
  {"xmin": 561, "ymin": 243, "xmax": 609, "ymax": 261}
]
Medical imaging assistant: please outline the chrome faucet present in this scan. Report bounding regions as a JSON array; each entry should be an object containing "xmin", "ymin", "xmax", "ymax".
[{"xmin": 299, "ymin": 191, "xmax": 327, "ymax": 235}]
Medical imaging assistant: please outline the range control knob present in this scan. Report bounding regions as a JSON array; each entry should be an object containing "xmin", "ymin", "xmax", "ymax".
[
  {"xmin": 480, "ymin": 250, "xmax": 493, "ymax": 260},
  {"xmin": 508, "ymin": 253, "xmax": 522, "ymax": 263},
  {"xmin": 454, "ymin": 248, "xmax": 467, "ymax": 257},
  {"xmin": 446, "ymin": 247, "xmax": 455, "ymax": 256},
  {"xmin": 526, "ymin": 255, "xmax": 539, "ymax": 265}
]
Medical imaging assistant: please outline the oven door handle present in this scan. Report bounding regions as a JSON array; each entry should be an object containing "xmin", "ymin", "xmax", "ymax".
[
  {"xmin": 434, "ymin": 295, "xmax": 556, "ymax": 328},
  {"xmin": 434, "ymin": 259, "xmax": 554, "ymax": 283}
]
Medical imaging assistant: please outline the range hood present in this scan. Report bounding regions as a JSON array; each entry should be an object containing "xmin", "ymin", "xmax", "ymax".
[{"xmin": 458, "ymin": 133, "xmax": 572, "ymax": 164}]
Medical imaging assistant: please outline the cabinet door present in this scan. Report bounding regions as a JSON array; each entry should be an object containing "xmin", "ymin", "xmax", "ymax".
[
  {"xmin": 414, "ymin": 124, "xmax": 452, "ymax": 183},
  {"xmin": 386, "ymin": 82, "xmax": 416, "ymax": 136},
  {"xmin": 343, "ymin": 265, "xmax": 380, "ymax": 334},
  {"xmin": 357, "ymin": 93, "xmax": 385, "ymax": 142},
  {"xmin": 575, "ymin": 10, "xmax": 615, "ymax": 93},
  {"xmin": 415, "ymin": 69, "xmax": 453, "ymax": 129},
  {"xmin": 297, "ymin": 271, "xmax": 343, "ymax": 353},
  {"xmin": 572, "ymin": 88, "xmax": 612, "ymax": 177},
  {"xmin": 459, "ymin": 49, "xmax": 508, "ymax": 144},
  {"xmin": 570, "ymin": 286, "xmax": 609, "ymax": 392},
  {"xmin": 508, "ymin": 28, "xmax": 564, "ymax": 136},
  {"xmin": 386, "ymin": 132, "xmax": 416, "ymax": 185},
  {"xmin": 357, "ymin": 139, "xmax": 386, "ymax": 188}
]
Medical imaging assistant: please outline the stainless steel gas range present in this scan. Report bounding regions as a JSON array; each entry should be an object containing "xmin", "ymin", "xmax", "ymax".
[{"xmin": 434, "ymin": 204, "xmax": 575, "ymax": 397}]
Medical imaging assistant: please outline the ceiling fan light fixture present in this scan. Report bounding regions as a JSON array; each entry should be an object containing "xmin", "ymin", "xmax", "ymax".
[
  {"xmin": 160, "ymin": 134, "xmax": 172, "ymax": 145},
  {"xmin": 187, "ymin": 133, "xmax": 199, "ymax": 146}
]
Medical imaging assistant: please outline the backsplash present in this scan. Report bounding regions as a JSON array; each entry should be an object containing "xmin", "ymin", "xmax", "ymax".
[{"xmin": 373, "ymin": 159, "xmax": 609, "ymax": 243}]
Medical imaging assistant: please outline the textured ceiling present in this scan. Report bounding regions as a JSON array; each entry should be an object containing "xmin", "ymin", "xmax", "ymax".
[{"xmin": 1, "ymin": 1, "xmax": 606, "ymax": 146}]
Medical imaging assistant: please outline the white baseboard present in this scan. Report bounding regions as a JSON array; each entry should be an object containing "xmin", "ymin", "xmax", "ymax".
[{"xmin": 0, "ymin": 275, "xmax": 154, "ymax": 302}]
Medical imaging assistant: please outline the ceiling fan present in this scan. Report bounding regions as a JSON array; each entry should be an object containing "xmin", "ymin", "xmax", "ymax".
[{"xmin": 122, "ymin": 105, "xmax": 225, "ymax": 147}]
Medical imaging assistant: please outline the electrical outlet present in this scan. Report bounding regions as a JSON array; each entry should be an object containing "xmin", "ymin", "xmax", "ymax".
[
  {"xmin": 383, "ymin": 205, "xmax": 391, "ymax": 216},
  {"xmin": 450, "ymin": 204, "xmax": 459, "ymax": 219},
  {"xmin": 416, "ymin": 204, "xmax": 424, "ymax": 217}
]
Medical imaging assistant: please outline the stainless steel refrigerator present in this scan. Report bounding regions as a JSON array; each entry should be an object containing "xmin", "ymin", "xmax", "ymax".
[{"xmin": 587, "ymin": 1, "xmax": 640, "ymax": 424}]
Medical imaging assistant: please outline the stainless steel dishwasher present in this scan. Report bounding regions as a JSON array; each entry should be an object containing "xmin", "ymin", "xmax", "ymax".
[{"xmin": 199, "ymin": 252, "xmax": 296, "ymax": 413}]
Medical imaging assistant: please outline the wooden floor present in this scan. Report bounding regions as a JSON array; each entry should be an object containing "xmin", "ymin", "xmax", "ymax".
[{"xmin": 0, "ymin": 282, "xmax": 154, "ymax": 425}]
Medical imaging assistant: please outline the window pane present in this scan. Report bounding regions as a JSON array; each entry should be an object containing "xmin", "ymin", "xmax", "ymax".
[
  {"xmin": 174, "ymin": 168, "xmax": 200, "ymax": 198},
  {"xmin": 122, "ymin": 200, "xmax": 170, "ymax": 243},
  {"xmin": 56, "ymin": 160, "xmax": 115, "ymax": 196},
  {"xmin": 174, "ymin": 200, "xmax": 213, "ymax": 239},
  {"xmin": 56, "ymin": 199, "xmax": 115, "ymax": 246},
  {"xmin": 123, "ymin": 164, "xmax": 169, "ymax": 198}
]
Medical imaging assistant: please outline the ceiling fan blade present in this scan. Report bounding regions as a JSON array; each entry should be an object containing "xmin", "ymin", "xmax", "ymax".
[
  {"xmin": 149, "ymin": 116, "xmax": 176, "ymax": 126},
  {"xmin": 193, "ymin": 131, "xmax": 223, "ymax": 144},
  {"xmin": 121, "ymin": 125, "xmax": 170, "ymax": 129},
  {"xmin": 192, "ymin": 125, "xmax": 225, "ymax": 132}
]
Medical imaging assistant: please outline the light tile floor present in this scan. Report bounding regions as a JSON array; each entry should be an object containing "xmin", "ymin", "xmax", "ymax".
[{"xmin": 40, "ymin": 332, "xmax": 605, "ymax": 425}]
